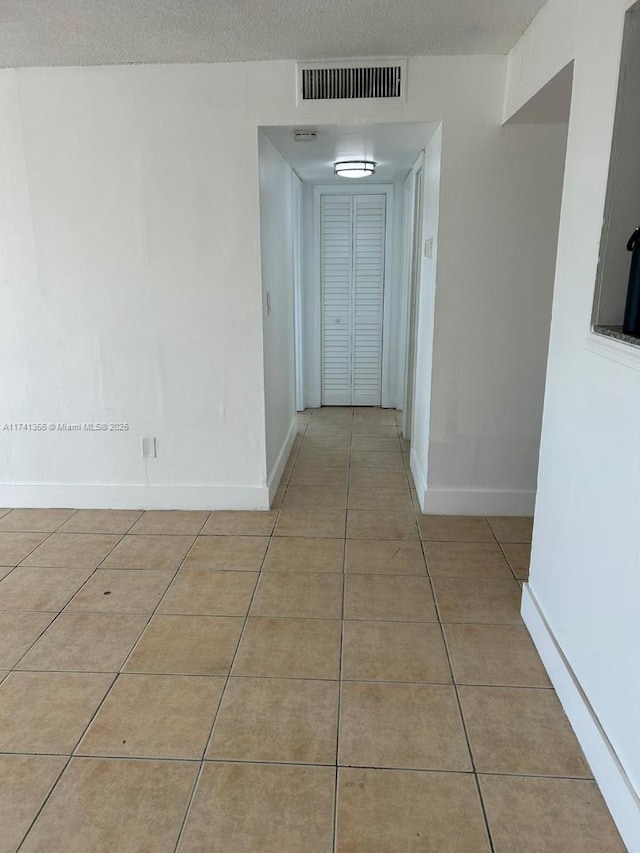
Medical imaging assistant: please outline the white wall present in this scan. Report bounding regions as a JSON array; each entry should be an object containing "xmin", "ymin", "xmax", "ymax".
[
  {"xmin": 0, "ymin": 53, "xmax": 565, "ymax": 512},
  {"xmin": 422, "ymin": 119, "xmax": 568, "ymax": 515},
  {"xmin": 505, "ymin": 1, "xmax": 640, "ymax": 847},
  {"xmin": 0, "ymin": 64, "xmax": 268, "ymax": 509},
  {"xmin": 258, "ymin": 132, "xmax": 296, "ymax": 497}
]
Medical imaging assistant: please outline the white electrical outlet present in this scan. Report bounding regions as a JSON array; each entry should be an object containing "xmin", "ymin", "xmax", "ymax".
[
  {"xmin": 141, "ymin": 437, "xmax": 157, "ymax": 459},
  {"xmin": 424, "ymin": 238, "xmax": 434, "ymax": 259}
]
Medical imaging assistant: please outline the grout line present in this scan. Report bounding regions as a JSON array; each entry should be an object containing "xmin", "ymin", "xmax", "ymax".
[{"xmin": 172, "ymin": 453, "xmax": 290, "ymax": 853}]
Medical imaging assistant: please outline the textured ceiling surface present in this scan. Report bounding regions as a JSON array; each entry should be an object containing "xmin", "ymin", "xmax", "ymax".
[
  {"xmin": 0, "ymin": 0, "xmax": 546, "ymax": 68},
  {"xmin": 262, "ymin": 122, "xmax": 438, "ymax": 183}
]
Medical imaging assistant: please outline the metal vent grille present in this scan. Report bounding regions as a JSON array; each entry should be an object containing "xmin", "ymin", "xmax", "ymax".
[{"xmin": 301, "ymin": 65, "xmax": 403, "ymax": 100}]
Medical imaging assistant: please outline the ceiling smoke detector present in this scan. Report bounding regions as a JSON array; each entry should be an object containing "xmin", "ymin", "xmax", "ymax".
[{"xmin": 293, "ymin": 130, "xmax": 318, "ymax": 142}]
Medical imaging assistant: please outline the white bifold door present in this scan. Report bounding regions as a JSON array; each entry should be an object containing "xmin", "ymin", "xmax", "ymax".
[{"xmin": 320, "ymin": 193, "xmax": 387, "ymax": 406}]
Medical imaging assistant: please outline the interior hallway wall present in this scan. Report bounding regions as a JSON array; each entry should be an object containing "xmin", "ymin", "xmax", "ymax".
[
  {"xmin": 0, "ymin": 54, "xmax": 564, "ymax": 511},
  {"xmin": 423, "ymin": 119, "xmax": 569, "ymax": 515},
  {"xmin": 505, "ymin": 1, "xmax": 640, "ymax": 847},
  {"xmin": 258, "ymin": 133, "xmax": 297, "ymax": 497}
]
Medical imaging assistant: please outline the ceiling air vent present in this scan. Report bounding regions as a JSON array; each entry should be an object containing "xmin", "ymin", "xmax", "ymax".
[{"xmin": 297, "ymin": 59, "xmax": 406, "ymax": 104}]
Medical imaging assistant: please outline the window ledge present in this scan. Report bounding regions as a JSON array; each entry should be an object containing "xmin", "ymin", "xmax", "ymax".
[{"xmin": 586, "ymin": 326, "xmax": 640, "ymax": 370}]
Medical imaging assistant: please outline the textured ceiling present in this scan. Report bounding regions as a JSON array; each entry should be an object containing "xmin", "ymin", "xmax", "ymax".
[
  {"xmin": 0, "ymin": 0, "xmax": 546, "ymax": 68},
  {"xmin": 262, "ymin": 122, "xmax": 438, "ymax": 183}
]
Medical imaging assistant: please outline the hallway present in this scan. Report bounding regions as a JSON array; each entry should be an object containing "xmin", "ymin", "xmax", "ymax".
[{"xmin": 0, "ymin": 407, "xmax": 624, "ymax": 851}]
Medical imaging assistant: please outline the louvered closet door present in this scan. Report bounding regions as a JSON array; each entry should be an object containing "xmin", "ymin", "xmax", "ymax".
[{"xmin": 321, "ymin": 193, "xmax": 386, "ymax": 406}]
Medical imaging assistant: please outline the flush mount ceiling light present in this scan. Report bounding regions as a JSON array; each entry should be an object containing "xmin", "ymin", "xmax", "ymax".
[{"xmin": 334, "ymin": 160, "xmax": 376, "ymax": 179}]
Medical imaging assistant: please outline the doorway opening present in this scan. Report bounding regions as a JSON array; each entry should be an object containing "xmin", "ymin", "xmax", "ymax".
[{"xmin": 260, "ymin": 120, "xmax": 438, "ymax": 430}]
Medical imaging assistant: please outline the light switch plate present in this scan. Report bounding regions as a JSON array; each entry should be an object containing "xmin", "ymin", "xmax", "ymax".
[{"xmin": 141, "ymin": 437, "xmax": 157, "ymax": 459}]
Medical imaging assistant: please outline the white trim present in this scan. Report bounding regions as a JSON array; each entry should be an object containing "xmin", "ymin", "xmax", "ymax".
[
  {"xmin": 402, "ymin": 151, "xmax": 426, "ymax": 438},
  {"xmin": 409, "ymin": 446, "xmax": 428, "ymax": 513},
  {"xmin": 422, "ymin": 487, "xmax": 536, "ymax": 516},
  {"xmin": 0, "ymin": 483, "xmax": 270, "ymax": 511},
  {"xmin": 266, "ymin": 415, "xmax": 297, "ymax": 504},
  {"xmin": 585, "ymin": 329, "xmax": 640, "ymax": 371},
  {"xmin": 522, "ymin": 585, "xmax": 640, "ymax": 852},
  {"xmin": 313, "ymin": 183, "xmax": 395, "ymax": 408},
  {"xmin": 292, "ymin": 173, "xmax": 305, "ymax": 411}
]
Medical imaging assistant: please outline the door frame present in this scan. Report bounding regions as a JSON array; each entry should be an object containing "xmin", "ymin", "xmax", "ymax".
[
  {"xmin": 400, "ymin": 152, "xmax": 425, "ymax": 438},
  {"xmin": 313, "ymin": 183, "xmax": 395, "ymax": 407},
  {"xmin": 292, "ymin": 172, "xmax": 305, "ymax": 411}
]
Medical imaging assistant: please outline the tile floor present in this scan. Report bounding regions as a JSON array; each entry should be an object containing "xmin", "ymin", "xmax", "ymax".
[{"xmin": 0, "ymin": 407, "xmax": 625, "ymax": 852}]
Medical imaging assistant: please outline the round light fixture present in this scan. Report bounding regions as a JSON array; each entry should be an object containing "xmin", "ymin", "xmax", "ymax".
[{"xmin": 334, "ymin": 160, "xmax": 376, "ymax": 179}]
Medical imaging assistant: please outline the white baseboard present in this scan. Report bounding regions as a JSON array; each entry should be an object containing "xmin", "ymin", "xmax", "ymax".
[
  {"xmin": 409, "ymin": 448, "xmax": 428, "ymax": 513},
  {"xmin": 0, "ymin": 483, "xmax": 270, "ymax": 511},
  {"xmin": 422, "ymin": 487, "xmax": 536, "ymax": 516},
  {"xmin": 266, "ymin": 417, "xmax": 297, "ymax": 505},
  {"xmin": 522, "ymin": 585, "xmax": 640, "ymax": 852}
]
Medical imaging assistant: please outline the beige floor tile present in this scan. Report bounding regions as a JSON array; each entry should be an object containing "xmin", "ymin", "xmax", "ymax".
[
  {"xmin": 347, "ymin": 509, "xmax": 418, "ymax": 541},
  {"xmin": 488, "ymin": 515, "xmax": 533, "ymax": 543},
  {"xmin": 345, "ymin": 539, "xmax": 426, "ymax": 575},
  {"xmin": 433, "ymin": 577, "xmax": 523, "ymax": 624},
  {"xmin": 0, "ymin": 567, "xmax": 92, "ymax": 612},
  {"xmin": 295, "ymin": 450, "xmax": 350, "ymax": 467},
  {"xmin": 350, "ymin": 450, "xmax": 406, "ymax": 470},
  {"xmin": 0, "ymin": 671, "xmax": 113, "ymax": 753},
  {"xmin": 250, "ymin": 572, "xmax": 343, "ymax": 619},
  {"xmin": 208, "ymin": 677, "xmax": 339, "ymax": 764},
  {"xmin": 347, "ymin": 486, "xmax": 413, "ymax": 512},
  {"xmin": 459, "ymin": 685, "xmax": 591, "ymax": 777},
  {"xmin": 179, "ymin": 762, "xmax": 335, "ymax": 853},
  {"xmin": 288, "ymin": 467, "xmax": 349, "ymax": 487},
  {"xmin": 158, "ymin": 570, "xmax": 257, "ymax": 616},
  {"xmin": 282, "ymin": 484, "xmax": 348, "ymax": 509},
  {"xmin": 350, "ymin": 436, "xmax": 402, "ymax": 451},
  {"xmin": 263, "ymin": 536, "xmax": 344, "ymax": 573},
  {"xmin": 342, "ymin": 621, "xmax": 450, "ymax": 683},
  {"xmin": 17, "ymin": 612, "xmax": 147, "ymax": 672},
  {"xmin": 479, "ymin": 775, "xmax": 625, "ymax": 853},
  {"xmin": 124, "ymin": 614, "xmax": 243, "ymax": 675},
  {"xmin": 425, "ymin": 541, "xmax": 512, "ymax": 578},
  {"xmin": 232, "ymin": 617, "xmax": 341, "ymax": 679},
  {"xmin": 182, "ymin": 535, "xmax": 268, "ymax": 570},
  {"xmin": 58, "ymin": 509, "xmax": 142, "ymax": 534},
  {"xmin": 21, "ymin": 533, "xmax": 121, "ymax": 569},
  {"xmin": 418, "ymin": 515, "xmax": 495, "ymax": 542},
  {"xmin": 0, "ymin": 532, "xmax": 48, "ymax": 566},
  {"xmin": 128, "ymin": 510, "xmax": 210, "ymax": 535},
  {"xmin": 351, "ymin": 424, "xmax": 399, "ymax": 438},
  {"xmin": 20, "ymin": 757, "xmax": 197, "ymax": 853},
  {"xmin": 0, "ymin": 509, "xmax": 75, "ymax": 533},
  {"xmin": 101, "ymin": 534, "xmax": 195, "ymax": 569},
  {"xmin": 0, "ymin": 611, "xmax": 56, "ymax": 668},
  {"xmin": 78, "ymin": 673, "xmax": 223, "ymax": 759},
  {"xmin": 339, "ymin": 682, "xmax": 471, "ymax": 771},
  {"xmin": 344, "ymin": 574, "xmax": 437, "ymax": 622},
  {"xmin": 0, "ymin": 755, "xmax": 67, "ymax": 853},
  {"xmin": 201, "ymin": 510, "xmax": 278, "ymax": 536},
  {"xmin": 445, "ymin": 624, "xmax": 551, "ymax": 687},
  {"xmin": 66, "ymin": 569, "xmax": 174, "ymax": 614},
  {"xmin": 502, "ymin": 542, "xmax": 531, "ymax": 579},
  {"xmin": 274, "ymin": 508, "xmax": 346, "ymax": 538},
  {"xmin": 348, "ymin": 469, "xmax": 410, "ymax": 491},
  {"xmin": 336, "ymin": 768, "xmax": 490, "ymax": 852},
  {"xmin": 0, "ymin": 567, "xmax": 13, "ymax": 582},
  {"xmin": 0, "ymin": 671, "xmax": 8, "ymax": 683}
]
